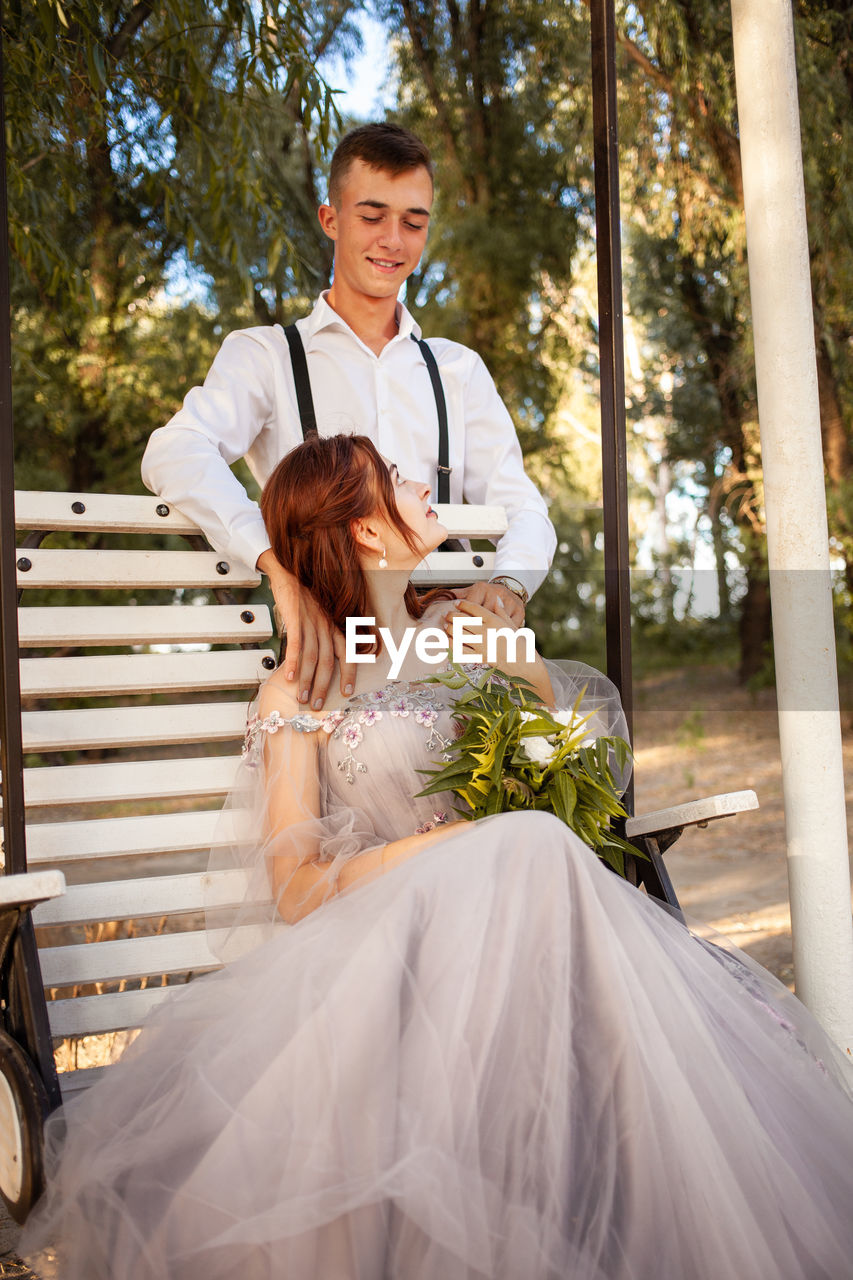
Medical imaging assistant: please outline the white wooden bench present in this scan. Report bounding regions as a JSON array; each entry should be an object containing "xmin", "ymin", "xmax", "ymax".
[{"xmin": 0, "ymin": 489, "xmax": 757, "ymax": 1220}]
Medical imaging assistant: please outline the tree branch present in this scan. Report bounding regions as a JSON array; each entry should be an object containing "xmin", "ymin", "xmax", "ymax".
[
  {"xmin": 108, "ymin": 1, "xmax": 155, "ymax": 62},
  {"xmin": 398, "ymin": 0, "xmax": 469, "ymax": 193}
]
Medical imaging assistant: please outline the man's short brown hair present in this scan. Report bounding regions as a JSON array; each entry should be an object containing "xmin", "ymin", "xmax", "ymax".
[{"xmin": 328, "ymin": 123, "xmax": 434, "ymax": 208}]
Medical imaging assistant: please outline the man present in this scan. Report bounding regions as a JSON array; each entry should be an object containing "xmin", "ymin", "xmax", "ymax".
[{"xmin": 142, "ymin": 123, "xmax": 556, "ymax": 708}]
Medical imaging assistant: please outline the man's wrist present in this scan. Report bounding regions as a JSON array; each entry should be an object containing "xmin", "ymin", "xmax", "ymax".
[{"xmin": 489, "ymin": 575, "xmax": 529, "ymax": 607}]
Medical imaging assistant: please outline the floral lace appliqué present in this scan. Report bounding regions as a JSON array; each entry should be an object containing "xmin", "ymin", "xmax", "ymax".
[
  {"xmin": 242, "ymin": 708, "xmax": 324, "ymax": 765},
  {"xmin": 415, "ymin": 811, "xmax": 448, "ymax": 835},
  {"xmin": 323, "ymin": 681, "xmax": 455, "ymax": 785}
]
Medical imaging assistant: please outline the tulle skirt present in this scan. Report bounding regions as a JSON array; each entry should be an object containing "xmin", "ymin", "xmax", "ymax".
[{"xmin": 20, "ymin": 811, "xmax": 853, "ymax": 1279}]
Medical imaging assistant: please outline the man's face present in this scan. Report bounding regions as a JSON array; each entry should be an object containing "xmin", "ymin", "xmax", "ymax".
[{"xmin": 319, "ymin": 159, "xmax": 433, "ymax": 301}]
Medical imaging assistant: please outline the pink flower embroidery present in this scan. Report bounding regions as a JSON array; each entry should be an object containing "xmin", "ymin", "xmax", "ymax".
[
  {"xmin": 389, "ymin": 696, "xmax": 413, "ymax": 718},
  {"xmin": 414, "ymin": 705, "xmax": 438, "ymax": 727},
  {"xmin": 359, "ymin": 706, "xmax": 383, "ymax": 727},
  {"xmin": 322, "ymin": 708, "xmax": 347, "ymax": 734},
  {"xmin": 342, "ymin": 722, "xmax": 363, "ymax": 749},
  {"xmin": 415, "ymin": 812, "xmax": 448, "ymax": 836}
]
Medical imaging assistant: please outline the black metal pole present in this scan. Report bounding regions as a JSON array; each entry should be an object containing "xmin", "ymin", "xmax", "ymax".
[
  {"xmin": 0, "ymin": 7, "xmax": 28, "ymax": 876},
  {"xmin": 590, "ymin": 0, "xmax": 634, "ymax": 809},
  {"xmin": 0, "ymin": 13, "xmax": 62, "ymax": 1111}
]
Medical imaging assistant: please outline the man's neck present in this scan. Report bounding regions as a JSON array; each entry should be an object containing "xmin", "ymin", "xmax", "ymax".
[{"xmin": 325, "ymin": 284, "xmax": 400, "ymax": 356}]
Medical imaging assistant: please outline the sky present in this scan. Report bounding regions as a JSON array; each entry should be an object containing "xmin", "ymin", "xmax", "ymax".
[{"xmin": 322, "ymin": 15, "xmax": 394, "ymax": 120}]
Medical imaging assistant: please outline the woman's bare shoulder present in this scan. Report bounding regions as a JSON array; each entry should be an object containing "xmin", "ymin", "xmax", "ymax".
[{"xmin": 255, "ymin": 671, "xmax": 306, "ymax": 720}]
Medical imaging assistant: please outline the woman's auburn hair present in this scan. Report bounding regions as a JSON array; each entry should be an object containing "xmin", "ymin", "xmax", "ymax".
[{"xmin": 260, "ymin": 434, "xmax": 452, "ymax": 650}]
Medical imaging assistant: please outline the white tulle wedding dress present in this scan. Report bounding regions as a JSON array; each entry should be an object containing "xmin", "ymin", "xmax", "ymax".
[{"xmin": 20, "ymin": 661, "xmax": 853, "ymax": 1279}]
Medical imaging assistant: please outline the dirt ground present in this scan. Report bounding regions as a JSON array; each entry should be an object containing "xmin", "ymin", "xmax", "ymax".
[{"xmin": 632, "ymin": 664, "xmax": 853, "ymax": 988}]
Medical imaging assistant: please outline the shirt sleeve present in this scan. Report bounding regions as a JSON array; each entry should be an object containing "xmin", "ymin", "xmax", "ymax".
[
  {"xmin": 141, "ymin": 330, "xmax": 279, "ymax": 571},
  {"xmin": 458, "ymin": 353, "xmax": 557, "ymax": 599}
]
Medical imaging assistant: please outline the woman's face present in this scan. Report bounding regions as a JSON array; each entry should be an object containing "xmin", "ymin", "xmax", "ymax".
[{"xmin": 379, "ymin": 460, "xmax": 448, "ymax": 564}]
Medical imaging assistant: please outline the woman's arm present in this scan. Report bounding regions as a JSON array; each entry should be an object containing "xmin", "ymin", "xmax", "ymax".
[{"xmin": 258, "ymin": 676, "xmax": 462, "ymax": 925}]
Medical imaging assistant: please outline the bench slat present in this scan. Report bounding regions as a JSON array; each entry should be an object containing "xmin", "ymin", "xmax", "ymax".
[
  {"xmin": 46, "ymin": 926, "xmax": 273, "ymax": 1037},
  {"xmin": 58, "ymin": 1065, "xmax": 113, "ymax": 1095},
  {"xmin": 625, "ymin": 790, "xmax": 760, "ymax": 839},
  {"xmin": 412, "ymin": 550, "xmax": 496, "ymax": 584},
  {"xmin": 16, "ymin": 549, "xmax": 259, "ymax": 590},
  {"xmin": 22, "ymin": 701, "xmax": 249, "ymax": 752},
  {"xmin": 33, "ymin": 869, "xmax": 257, "ymax": 926},
  {"xmin": 19, "ymin": 755, "xmax": 242, "ymax": 809},
  {"xmin": 15, "ymin": 491, "xmax": 201, "ymax": 535},
  {"xmin": 40, "ymin": 924, "xmax": 269, "ymax": 988},
  {"xmin": 48, "ymin": 987, "xmax": 176, "ymax": 1038},
  {"xmin": 15, "ymin": 491, "xmax": 506, "ymax": 539},
  {"xmin": 26, "ymin": 808, "xmax": 251, "ymax": 865},
  {"xmin": 20, "ymin": 650, "xmax": 275, "ymax": 698},
  {"xmin": 41, "ymin": 931, "xmax": 219, "ymax": 987},
  {"xmin": 0, "ymin": 870, "xmax": 66, "ymax": 909},
  {"xmin": 17, "ymin": 604, "xmax": 272, "ymax": 648}
]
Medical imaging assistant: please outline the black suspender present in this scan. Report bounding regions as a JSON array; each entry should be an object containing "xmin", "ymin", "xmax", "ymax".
[
  {"xmin": 283, "ymin": 323, "xmax": 451, "ymax": 503},
  {"xmin": 410, "ymin": 335, "xmax": 451, "ymax": 506},
  {"xmin": 284, "ymin": 324, "xmax": 318, "ymax": 440}
]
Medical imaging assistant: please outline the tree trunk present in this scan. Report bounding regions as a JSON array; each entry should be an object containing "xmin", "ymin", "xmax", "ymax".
[{"xmin": 738, "ymin": 568, "xmax": 772, "ymax": 683}]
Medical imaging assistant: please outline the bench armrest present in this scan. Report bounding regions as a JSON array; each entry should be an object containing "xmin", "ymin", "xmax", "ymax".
[
  {"xmin": 0, "ymin": 870, "xmax": 67, "ymax": 911},
  {"xmin": 625, "ymin": 790, "xmax": 759, "ymax": 840}
]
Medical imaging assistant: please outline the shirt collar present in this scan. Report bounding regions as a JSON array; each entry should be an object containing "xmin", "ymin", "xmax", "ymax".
[{"xmin": 303, "ymin": 291, "xmax": 422, "ymax": 347}]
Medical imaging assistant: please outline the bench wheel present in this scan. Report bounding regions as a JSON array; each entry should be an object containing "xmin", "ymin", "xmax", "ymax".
[{"xmin": 0, "ymin": 1029, "xmax": 49, "ymax": 1224}]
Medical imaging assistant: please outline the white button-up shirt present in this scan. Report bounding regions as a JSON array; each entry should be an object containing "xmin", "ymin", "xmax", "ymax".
[{"xmin": 142, "ymin": 293, "xmax": 556, "ymax": 594}]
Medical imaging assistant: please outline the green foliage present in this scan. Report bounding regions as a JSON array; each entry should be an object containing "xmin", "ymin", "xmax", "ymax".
[
  {"xmin": 416, "ymin": 665, "xmax": 637, "ymax": 875},
  {"xmin": 386, "ymin": 0, "xmax": 593, "ymax": 436},
  {"xmin": 4, "ymin": 0, "xmax": 353, "ymax": 493},
  {"xmin": 3, "ymin": 0, "xmax": 339, "ymax": 315}
]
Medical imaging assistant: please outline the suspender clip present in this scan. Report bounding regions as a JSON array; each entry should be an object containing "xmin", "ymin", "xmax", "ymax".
[{"xmin": 436, "ymin": 465, "xmax": 453, "ymax": 474}]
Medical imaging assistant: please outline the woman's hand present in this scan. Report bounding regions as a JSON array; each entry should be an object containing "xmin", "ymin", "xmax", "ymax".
[
  {"xmin": 454, "ymin": 580, "xmax": 524, "ymax": 626},
  {"xmin": 441, "ymin": 599, "xmax": 554, "ymax": 705},
  {"xmin": 258, "ymin": 551, "xmax": 356, "ymax": 710}
]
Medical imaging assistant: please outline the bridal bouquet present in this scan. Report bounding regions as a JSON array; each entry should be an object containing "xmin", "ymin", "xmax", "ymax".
[{"xmin": 416, "ymin": 665, "xmax": 640, "ymax": 876}]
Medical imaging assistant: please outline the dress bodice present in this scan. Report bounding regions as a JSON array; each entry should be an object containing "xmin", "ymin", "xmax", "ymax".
[{"xmin": 244, "ymin": 673, "xmax": 471, "ymax": 843}]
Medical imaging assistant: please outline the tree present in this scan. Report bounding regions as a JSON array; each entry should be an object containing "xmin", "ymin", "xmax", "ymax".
[
  {"xmin": 613, "ymin": 0, "xmax": 853, "ymax": 678},
  {"xmin": 3, "ymin": 0, "xmax": 345, "ymax": 491},
  {"xmin": 385, "ymin": 0, "xmax": 594, "ymax": 444}
]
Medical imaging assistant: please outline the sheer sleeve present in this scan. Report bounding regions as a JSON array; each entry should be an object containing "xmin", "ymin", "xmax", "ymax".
[
  {"xmin": 543, "ymin": 658, "xmax": 633, "ymax": 794},
  {"xmin": 204, "ymin": 677, "xmax": 386, "ymax": 962}
]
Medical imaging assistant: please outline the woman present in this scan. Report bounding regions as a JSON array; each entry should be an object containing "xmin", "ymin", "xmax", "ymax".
[{"xmin": 21, "ymin": 435, "xmax": 853, "ymax": 1279}]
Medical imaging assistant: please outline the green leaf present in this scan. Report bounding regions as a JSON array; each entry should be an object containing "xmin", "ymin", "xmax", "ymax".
[{"xmin": 547, "ymin": 771, "xmax": 577, "ymax": 825}]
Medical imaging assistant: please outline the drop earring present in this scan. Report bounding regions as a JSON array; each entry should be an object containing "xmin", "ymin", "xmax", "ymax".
[{"xmin": 378, "ymin": 547, "xmax": 388, "ymax": 569}]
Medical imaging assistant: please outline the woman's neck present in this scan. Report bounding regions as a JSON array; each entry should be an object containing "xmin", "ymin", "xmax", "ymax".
[{"xmin": 365, "ymin": 572, "xmax": 416, "ymax": 640}]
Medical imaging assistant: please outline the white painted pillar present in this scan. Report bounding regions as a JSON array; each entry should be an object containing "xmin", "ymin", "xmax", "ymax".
[{"xmin": 730, "ymin": 0, "xmax": 853, "ymax": 1055}]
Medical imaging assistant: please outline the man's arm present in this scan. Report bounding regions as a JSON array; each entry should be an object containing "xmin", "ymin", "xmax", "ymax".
[
  {"xmin": 143, "ymin": 328, "xmax": 355, "ymax": 707},
  {"xmin": 141, "ymin": 329, "xmax": 277, "ymax": 572},
  {"xmin": 458, "ymin": 352, "xmax": 557, "ymax": 604}
]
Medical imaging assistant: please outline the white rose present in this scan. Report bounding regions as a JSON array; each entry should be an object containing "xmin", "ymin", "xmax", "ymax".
[{"xmin": 522, "ymin": 735, "xmax": 555, "ymax": 765}]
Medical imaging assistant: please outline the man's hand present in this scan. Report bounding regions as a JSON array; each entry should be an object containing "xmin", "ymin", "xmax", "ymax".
[
  {"xmin": 454, "ymin": 580, "xmax": 525, "ymax": 627},
  {"xmin": 257, "ymin": 552, "xmax": 356, "ymax": 709}
]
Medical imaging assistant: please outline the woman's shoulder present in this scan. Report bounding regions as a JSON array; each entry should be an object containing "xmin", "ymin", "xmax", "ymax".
[{"xmin": 250, "ymin": 674, "xmax": 326, "ymax": 738}]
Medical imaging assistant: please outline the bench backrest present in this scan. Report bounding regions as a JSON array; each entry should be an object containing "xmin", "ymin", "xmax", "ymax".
[{"xmin": 11, "ymin": 491, "xmax": 506, "ymax": 1092}]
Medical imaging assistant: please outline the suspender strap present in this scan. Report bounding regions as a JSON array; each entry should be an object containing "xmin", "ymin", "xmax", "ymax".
[
  {"xmin": 412, "ymin": 335, "xmax": 451, "ymax": 504},
  {"xmin": 284, "ymin": 325, "xmax": 458, "ymax": 541},
  {"xmin": 284, "ymin": 324, "xmax": 318, "ymax": 440}
]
